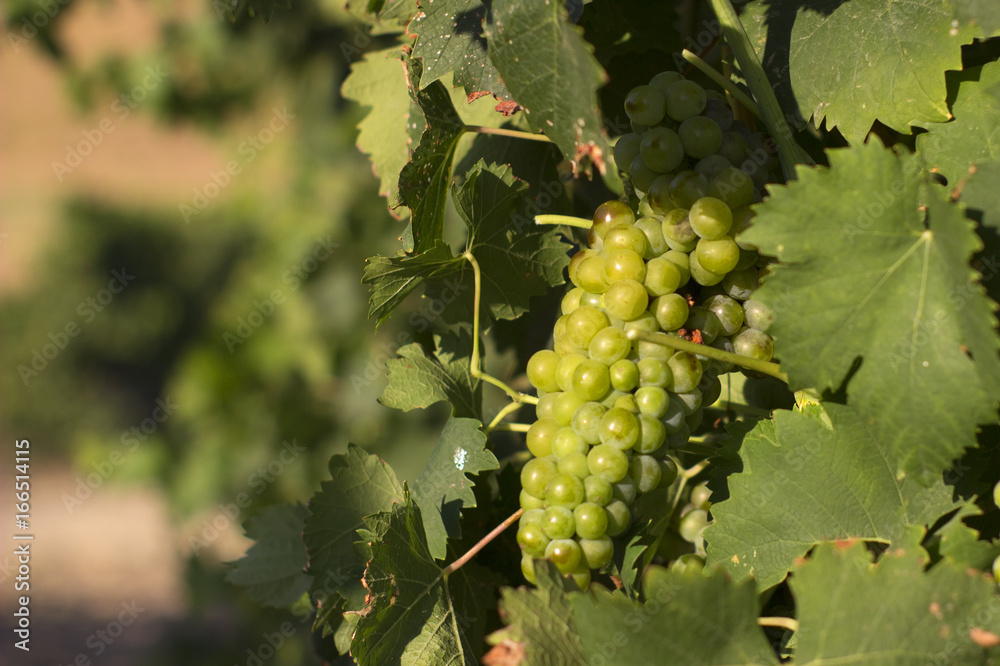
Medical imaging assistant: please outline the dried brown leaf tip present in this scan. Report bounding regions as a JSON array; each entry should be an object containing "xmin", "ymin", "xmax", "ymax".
[{"xmin": 482, "ymin": 639, "xmax": 526, "ymax": 666}]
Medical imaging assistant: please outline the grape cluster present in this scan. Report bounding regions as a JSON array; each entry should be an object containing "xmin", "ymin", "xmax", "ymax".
[{"xmin": 515, "ymin": 71, "xmax": 779, "ymax": 587}]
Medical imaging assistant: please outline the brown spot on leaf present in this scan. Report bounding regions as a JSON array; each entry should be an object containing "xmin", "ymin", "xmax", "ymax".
[
  {"xmin": 929, "ymin": 602, "xmax": 942, "ymax": 619},
  {"xmin": 833, "ymin": 539, "xmax": 857, "ymax": 550},
  {"xmin": 495, "ymin": 100, "xmax": 521, "ymax": 116},
  {"xmin": 970, "ymin": 627, "xmax": 1000, "ymax": 648},
  {"xmin": 732, "ymin": 555, "xmax": 740, "ymax": 564},
  {"xmin": 574, "ymin": 142, "xmax": 606, "ymax": 175},
  {"xmin": 467, "ymin": 90, "xmax": 490, "ymax": 104},
  {"xmin": 482, "ymin": 639, "xmax": 526, "ymax": 665},
  {"xmin": 939, "ymin": 624, "xmax": 951, "ymax": 639}
]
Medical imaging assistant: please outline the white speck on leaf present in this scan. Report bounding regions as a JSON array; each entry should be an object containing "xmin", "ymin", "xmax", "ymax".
[{"xmin": 454, "ymin": 447, "xmax": 469, "ymax": 470}]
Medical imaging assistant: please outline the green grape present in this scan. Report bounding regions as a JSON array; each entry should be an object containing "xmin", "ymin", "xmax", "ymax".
[
  {"xmin": 703, "ymin": 294, "xmax": 745, "ymax": 336},
  {"xmin": 572, "ymin": 359, "xmax": 611, "ymax": 402},
  {"xmin": 701, "ymin": 97, "xmax": 734, "ymax": 131},
  {"xmin": 694, "ymin": 154, "xmax": 732, "ymax": 179},
  {"xmin": 552, "ymin": 391, "xmax": 586, "ymax": 426},
  {"xmin": 689, "ymin": 482, "xmax": 712, "ymax": 509},
  {"xmin": 587, "ymin": 444, "xmax": 630, "ymax": 482},
  {"xmin": 708, "ymin": 167, "xmax": 754, "ymax": 209},
  {"xmin": 661, "ymin": 209, "xmax": 698, "ymax": 252},
  {"xmin": 561, "ymin": 287, "xmax": 584, "ymax": 315},
  {"xmin": 612, "ymin": 477, "xmax": 637, "ymax": 503},
  {"xmin": 584, "ymin": 475, "xmax": 614, "ymax": 506},
  {"xmin": 652, "ymin": 293, "xmax": 690, "ymax": 331},
  {"xmin": 639, "ymin": 127, "xmax": 685, "ymax": 172},
  {"xmin": 707, "ymin": 336, "xmax": 735, "ymax": 374},
  {"xmin": 554, "ymin": 336, "xmax": 586, "ymax": 357},
  {"xmin": 546, "ymin": 472, "xmax": 586, "ymax": 508},
  {"xmin": 609, "ymin": 359, "xmax": 640, "ymax": 391},
  {"xmin": 733, "ymin": 328, "xmax": 774, "ymax": 362},
  {"xmin": 520, "ymin": 508, "xmax": 546, "ymax": 529},
  {"xmin": 576, "ymin": 255, "xmax": 609, "ymax": 293},
  {"xmin": 699, "ymin": 372, "xmax": 722, "ymax": 407},
  {"xmin": 663, "ymin": 250, "xmax": 691, "ymax": 286},
  {"xmin": 517, "ymin": 523, "xmax": 550, "ymax": 557},
  {"xmin": 567, "ymin": 562, "xmax": 591, "ymax": 590},
  {"xmin": 568, "ymin": 249, "xmax": 598, "ymax": 286},
  {"xmin": 614, "ymin": 393, "xmax": 638, "ymax": 413},
  {"xmin": 535, "ymin": 392, "xmax": 559, "ymax": 420},
  {"xmin": 735, "ymin": 247, "xmax": 759, "ymax": 272},
  {"xmin": 636, "ymin": 414, "xmax": 667, "ymax": 453},
  {"xmin": 664, "ymin": 80, "xmax": 707, "ymax": 121},
  {"xmin": 635, "ymin": 386, "xmax": 670, "ymax": 418},
  {"xmin": 644, "ymin": 257, "xmax": 682, "ymax": 297},
  {"xmin": 667, "ymin": 352, "xmax": 703, "ymax": 393},
  {"xmin": 521, "ymin": 554, "xmax": 537, "ymax": 584},
  {"xmin": 668, "ymin": 170, "xmax": 709, "ymax": 209},
  {"xmin": 661, "ymin": 399, "xmax": 687, "ymax": 435},
  {"xmin": 526, "ymin": 417, "xmax": 560, "ymax": 457},
  {"xmin": 527, "ymin": 349, "xmax": 561, "ymax": 393},
  {"xmin": 566, "ymin": 306, "xmax": 610, "ymax": 348},
  {"xmin": 660, "ymin": 457, "xmax": 679, "ymax": 487},
  {"xmin": 599, "ymin": 407, "xmax": 640, "ymax": 450},
  {"xmin": 571, "ymin": 401, "xmax": 606, "ymax": 444},
  {"xmin": 519, "ymin": 489, "xmax": 546, "ymax": 511},
  {"xmin": 580, "ymin": 291, "xmax": 604, "ymax": 309},
  {"xmin": 544, "ymin": 538, "xmax": 583, "ymax": 573},
  {"xmin": 600, "ymin": 389, "xmax": 629, "ymax": 409},
  {"xmin": 603, "ymin": 248, "xmax": 647, "ymax": 283},
  {"xmin": 731, "ymin": 206, "xmax": 757, "ymax": 250},
  {"xmin": 579, "ymin": 536, "xmax": 615, "ymax": 569},
  {"xmin": 646, "ymin": 175, "xmax": 678, "ymax": 216},
  {"xmin": 678, "ymin": 508, "xmax": 710, "ymax": 543},
  {"xmin": 994, "ymin": 481, "xmax": 1000, "ymax": 510},
  {"xmin": 993, "ymin": 555, "xmax": 1000, "ymax": 584},
  {"xmin": 667, "ymin": 423, "xmax": 691, "ymax": 448},
  {"xmin": 638, "ymin": 357, "xmax": 673, "ymax": 389},
  {"xmin": 743, "ymin": 299, "xmax": 774, "ymax": 332},
  {"xmin": 630, "ymin": 454, "xmax": 662, "ymax": 493},
  {"xmin": 603, "ymin": 223, "xmax": 651, "ymax": 256},
  {"xmin": 574, "ymin": 502, "xmax": 609, "ymax": 539},
  {"xmin": 679, "ymin": 116, "xmax": 723, "ymax": 159},
  {"xmin": 543, "ymin": 505, "xmax": 577, "ymax": 539},
  {"xmin": 696, "ymin": 237, "xmax": 741, "ymax": 274},
  {"xmin": 675, "ymin": 390, "xmax": 702, "ymax": 415},
  {"xmin": 637, "ymin": 196, "xmax": 656, "ymax": 218},
  {"xmin": 716, "ymin": 131, "xmax": 748, "ymax": 166},
  {"xmin": 521, "ymin": 457, "xmax": 558, "ymax": 499},
  {"xmin": 552, "ymin": 426, "xmax": 589, "ymax": 457},
  {"xmin": 671, "ymin": 553, "xmax": 705, "ymax": 576},
  {"xmin": 649, "ymin": 71, "xmax": 684, "ymax": 93},
  {"xmin": 629, "ymin": 153, "xmax": 659, "ymax": 192},
  {"xmin": 592, "ymin": 201, "xmax": 636, "ymax": 239},
  {"xmin": 636, "ymin": 339, "xmax": 673, "ymax": 361},
  {"xmin": 613, "ymin": 133, "xmax": 642, "ymax": 173},
  {"xmin": 604, "ymin": 500, "xmax": 632, "ymax": 536},
  {"xmin": 603, "ymin": 279, "xmax": 648, "ymax": 322},
  {"xmin": 558, "ymin": 452, "xmax": 592, "ymax": 480},
  {"xmin": 688, "ymin": 250, "xmax": 726, "ymax": 286},
  {"xmin": 635, "ymin": 216, "xmax": 669, "ymax": 257},
  {"xmin": 684, "ymin": 307, "xmax": 721, "ymax": 345},
  {"xmin": 624, "ymin": 311, "xmax": 659, "ymax": 336},
  {"xmin": 721, "ymin": 267, "xmax": 758, "ymax": 301},
  {"xmin": 688, "ymin": 197, "xmax": 733, "ymax": 239},
  {"xmin": 624, "ymin": 85, "xmax": 667, "ymax": 126},
  {"xmin": 556, "ymin": 353, "xmax": 586, "ymax": 392}
]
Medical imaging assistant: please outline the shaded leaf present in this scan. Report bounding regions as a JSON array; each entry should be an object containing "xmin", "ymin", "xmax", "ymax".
[
  {"xmin": 486, "ymin": 0, "xmax": 609, "ymax": 172},
  {"xmin": 304, "ymin": 445, "xmax": 404, "ymax": 594},
  {"xmin": 936, "ymin": 504, "xmax": 1000, "ymax": 571},
  {"xmin": 226, "ymin": 503, "xmax": 311, "ymax": 607},
  {"xmin": 380, "ymin": 329, "xmax": 482, "ymax": 419},
  {"xmin": 792, "ymin": 539, "xmax": 1000, "ymax": 664},
  {"xmin": 412, "ymin": 416, "xmax": 498, "ymax": 559},
  {"xmin": 703, "ymin": 405, "xmax": 959, "ymax": 591},
  {"xmin": 742, "ymin": 142, "xmax": 1000, "ymax": 482},
  {"xmin": 363, "ymin": 241, "xmax": 463, "ymax": 327}
]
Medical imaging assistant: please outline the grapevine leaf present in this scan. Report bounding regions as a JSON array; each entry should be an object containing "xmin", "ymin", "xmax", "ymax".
[
  {"xmin": 410, "ymin": 0, "xmax": 512, "ymax": 101},
  {"xmin": 571, "ymin": 565, "xmax": 778, "ymax": 665},
  {"xmin": 959, "ymin": 159, "xmax": 1000, "ymax": 306},
  {"xmin": 936, "ymin": 504, "xmax": 1000, "ymax": 571},
  {"xmin": 451, "ymin": 160, "xmax": 573, "ymax": 322},
  {"xmin": 412, "ymin": 416, "xmax": 498, "ymax": 560},
  {"xmin": 225, "ymin": 503, "xmax": 311, "ymax": 607},
  {"xmin": 486, "ymin": 0, "xmax": 610, "ymax": 172},
  {"xmin": 484, "ymin": 560, "xmax": 588, "ymax": 666},
  {"xmin": 792, "ymin": 540, "xmax": 1000, "ymax": 663},
  {"xmin": 917, "ymin": 62, "xmax": 1000, "ymax": 183},
  {"xmin": 618, "ymin": 486, "xmax": 672, "ymax": 598},
  {"xmin": 303, "ymin": 444, "xmax": 404, "ymax": 594},
  {"xmin": 703, "ymin": 405, "xmax": 959, "ymax": 591},
  {"xmin": 948, "ymin": 0, "xmax": 1000, "ymax": 37},
  {"xmin": 380, "ymin": 329, "xmax": 482, "ymax": 419},
  {"xmin": 741, "ymin": 0, "xmax": 976, "ymax": 143},
  {"xmin": 398, "ymin": 57, "xmax": 468, "ymax": 253},
  {"xmin": 347, "ymin": 0, "xmax": 420, "ymax": 29},
  {"xmin": 342, "ymin": 47, "xmax": 414, "ymax": 210},
  {"xmin": 352, "ymin": 497, "xmax": 487, "ymax": 666},
  {"xmin": 742, "ymin": 142, "xmax": 1000, "ymax": 483},
  {"xmin": 363, "ymin": 241, "xmax": 463, "ymax": 327}
]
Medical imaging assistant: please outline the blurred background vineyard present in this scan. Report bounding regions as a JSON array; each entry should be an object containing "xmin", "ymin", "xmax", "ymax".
[{"xmin": 0, "ymin": 1, "xmax": 468, "ymax": 663}]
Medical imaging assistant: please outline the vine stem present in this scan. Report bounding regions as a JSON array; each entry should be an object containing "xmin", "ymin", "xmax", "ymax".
[
  {"xmin": 625, "ymin": 330, "xmax": 787, "ymax": 383},
  {"xmin": 464, "ymin": 251, "xmax": 539, "ymax": 406},
  {"xmin": 681, "ymin": 49, "xmax": 761, "ymax": 120},
  {"xmin": 706, "ymin": 0, "xmax": 814, "ymax": 180},
  {"xmin": 757, "ymin": 616, "xmax": 799, "ymax": 633},
  {"xmin": 670, "ymin": 460, "xmax": 710, "ymax": 516},
  {"xmin": 486, "ymin": 402, "xmax": 527, "ymax": 433},
  {"xmin": 444, "ymin": 508, "xmax": 524, "ymax": 576},
  {"xmin": 464, "ymin": 125, "xmax": 553, "ymax": 143},
  {"xmin": 535, "ymin": 214, "xmax": 593, "ymax": 229},
  {"xmin": 490, "ymin": 423, "xmax": 531, "ymax": 433}
]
